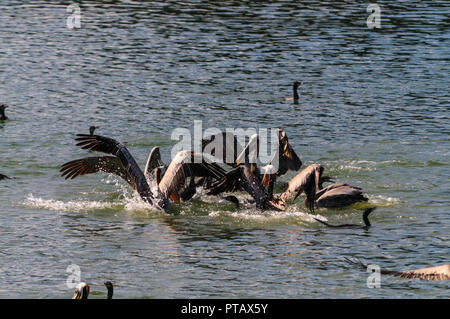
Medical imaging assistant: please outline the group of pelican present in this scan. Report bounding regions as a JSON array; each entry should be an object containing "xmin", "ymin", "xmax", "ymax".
[{"xmin": 60, "ymin": 127, "xmax": 370, "ymax": 215}]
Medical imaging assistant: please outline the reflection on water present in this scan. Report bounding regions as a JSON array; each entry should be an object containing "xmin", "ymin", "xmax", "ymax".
[{"xmin": 0, "ymin": 1, "xmax": 449, "ymax": 298}]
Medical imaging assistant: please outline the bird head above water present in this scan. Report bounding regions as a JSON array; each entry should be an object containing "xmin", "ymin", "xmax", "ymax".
[
  {"xmin": 0, "ymin": 104, "xmax": 8, "ymax": 120},
  {"xmin": 89, "ymin": 125, "xmax": 99, "ymax": 135},
  {"xmin": 104, "ymin": 281, "xmax": 114, "ymax": 299}
]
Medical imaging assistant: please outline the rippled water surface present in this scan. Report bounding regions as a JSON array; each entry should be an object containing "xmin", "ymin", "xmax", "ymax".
[{"xmin": 0, "ymin": 1, "xmax": 449, "ymax": 298}]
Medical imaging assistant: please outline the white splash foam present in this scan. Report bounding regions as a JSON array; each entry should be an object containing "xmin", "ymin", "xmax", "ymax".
[{"xmin": 24, "ymin": 193, "xmax": 116, "ymax": 212}]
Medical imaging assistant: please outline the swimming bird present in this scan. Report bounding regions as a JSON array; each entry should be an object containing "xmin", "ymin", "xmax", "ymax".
[
  {"xmin": 284, "ymin": 81, "xmax": 302, "ymax": 102},
  {"xmin": 345, "ymin": 258, "xmax": 450, "ymax": 281},
  {"xmin": 0, "ymin": 173, "xmax": 11, "ymax": 180},
  {"xmin": 0, "ymin": 104, "xmax": 8, "ymax": 120},
  {"xmin": 72, "ymin": 281, "xmax": 114, "ymax": 299},
  {"xmin": 104, "ymin": 281, "xmax": 114, "ymax": 299},
  {"xmin": 89, "ymin": 126, "xmax": 99, "ymax": 135},
  {"xmin": 314, "ymin": 207, "xmax": 376, "ymax": 230},
  {"xmin": 311, "ymin": 171, "xmax": 368, "ymax": 208},
  {"xmin": 60, "ymin": 134, "xmax": 225, "ymax": 211}
]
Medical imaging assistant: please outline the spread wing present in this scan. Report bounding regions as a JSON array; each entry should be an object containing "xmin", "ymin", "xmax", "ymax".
[
  {"xmin": 206, "ymin": 167, "xmax": 242, "ymax": 195},
  {"xmin": 73, "ymin": 134, "xmax": 157, "ymax": 206},
  {"xmin": 60, "ymin": 156, "xmax": 136, "ymax": 189},
  {"xmin": 158, "ymin": 150, "xmax": 226, "ymax": 199}
]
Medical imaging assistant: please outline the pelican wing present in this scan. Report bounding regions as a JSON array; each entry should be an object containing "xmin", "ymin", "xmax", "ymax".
[
  {"xmin": 60, "ymin": 156, "xmax": 136, "ymax": 189},
  {"xmin": 144, "ymin": 146, "xmax": 165, "ymax": 179},
  {"xmin": 206, "ymin": 167, "xmax": 242, "ymax": 195},
  {"xmin": 279, "ymin": 164, "xmax": 321, "ymax": 211},
  {"xmin": 74, "ymin": 134, "xmax": 158, "ymax": 207},
  {"xmin": 386, "ymin": 264, "xmax": 450, "ymax": 281},
  {"xmin": 277, "ymin": 129, "xmax": 302, "ymax": 176},
  {"xmin": 346, "ymin": 259, "xmax": 450, "ymax": 281},
  {"xmin": 158, "ymin": 150, "xmax": 226, "ymax": 198},
  {"xmin": 202, "ymin": 132, "xmax": 257, "ymax": 166}
]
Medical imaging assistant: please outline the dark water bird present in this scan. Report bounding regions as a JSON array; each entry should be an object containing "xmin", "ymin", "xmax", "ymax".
[
  {"xmin": 314, "ymin": 207, "xmax": 376, "ymax": 230},
  {"xmin": 60, "ymin": 134, "xmax": 225, "ymax": 211},
  {"xmin": 89, "ymin": 126, "xmax": 99, "ymax": 135},
  {"xmin": 104, "ymin": 281, "xmax": 114, "ymax": 299},
  {"xmin": 284, "ymin": 81, "xmax": 302, "ymax": 102},
  {"xmin": 0, "ymin": 173, "xmax": 11, "ymax": 180},
  {"xmin": 0, "ymin": 104, "xmax": 8, "ymax": 120},
  {"xmin": 345, "ymin": 258, "xmax": 450, "ymax": 281},
  {"xmin": 72, "ymin": 282, "xmax": 114, "ymax": 299}
]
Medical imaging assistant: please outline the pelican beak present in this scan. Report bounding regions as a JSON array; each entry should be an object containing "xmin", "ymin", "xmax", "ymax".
[{"xmin": 262, "ymin": 174, "xmax": 270, "ymax": 187}]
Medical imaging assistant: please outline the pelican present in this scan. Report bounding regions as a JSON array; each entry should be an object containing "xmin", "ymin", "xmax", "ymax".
[
  {"xmin": 314, "ymin": 207, "xmax": 376, "ymax": 230},
  {"xmin": 204, "ymin": 130, "xmax": 302, "ymax": 205},
  {"xmin": 60, "ymin": 134, "xmax": 225, "ymax": 211},
  {"xmin": 276, "ymin": 164, "xmax": 322, "ymax": 211},
  {"xmin": 284, "ymin": 81, "xmax": 302, "ymax": 102},
  {"xmin": 312, "ymin": 171, "xmax": 368, "ymax": 208},
  {"xmin": 206, "ymin": 135, "xmax": 286, "ymax": 210},
  {"xmin": 345, "ymin": 258, "xmax": 450, "ymax": 281},
  {"xmin": 72, "ymin": 281, "xmax": 114, "ymax": 299},
  {"xmin": 277, "ymin": 165, "xmax": 369, "ymax": 211},
  {"xmin": 0, "ymin": 104, "xmax": 8, "ymax": 120}
]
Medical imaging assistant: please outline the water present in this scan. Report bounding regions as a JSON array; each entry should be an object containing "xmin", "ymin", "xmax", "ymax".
[{"xmin": 0, "ymin": 1, "xmax": 449, "ymax": 298}]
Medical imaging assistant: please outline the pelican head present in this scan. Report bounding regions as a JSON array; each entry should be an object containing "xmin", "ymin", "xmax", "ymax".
[{"xmin": 72, "ymin": 282, "xmax": 90, "ymax": 299}]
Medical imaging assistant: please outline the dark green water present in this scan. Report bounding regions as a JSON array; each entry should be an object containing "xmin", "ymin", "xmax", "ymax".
[{"xmin": 0, "ymin": 1, "xmax": 448, "ymax": 298}]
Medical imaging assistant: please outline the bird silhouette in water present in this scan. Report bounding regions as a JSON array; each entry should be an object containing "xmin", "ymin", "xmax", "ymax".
[
  {"xmin": 313, "ymin": 207, "xmax": 376, "ymax": 230},
  {"xmin": 0, "ymin": 104, "xmax": 8, "ymax": 120}
]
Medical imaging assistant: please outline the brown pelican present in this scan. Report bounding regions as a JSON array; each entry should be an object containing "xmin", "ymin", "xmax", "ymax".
[
  {"xmin": 60, "ymin": 134, "xmax": 225, "ymax": 211},
  {"xmin": 0, "ymin": 104, "xmax": 8, "ymax": 120},
  {"xmin": 89, "ymin": 126, "xmax": 99, "ymax": 135},
  {"xmin": 314, "ymin": 207, "xmax": 376, "ymax": 230},
  {"xmin": 346, "ymin": 258, "xmax": 450, "ymax": 281},
  {"xmin": 72, "ymin": 281, "xmax": 114, "ymax": 299},
  {"xmin": 277, "ymin": 164, "xmax": 322, "ymax": 211},
  {"xmin": 204, "ymin": 130, "xmax": 302, "ymax": 207},
  {"xmin": 206, "ymin": 135, "xmax": 288, "ymax": 210},
  {"xmin": 284, "ymin": 81, "xmax": 302, "ymax": 102},
  {"xmin": 0, "ymin": 173, "xmax": 11, "ymax": 180},
  {"xmin": 313, "ymin": 171, "xmax": 368, "ymax": 208},
  {"xmin": 277, "ymin": 165, "xmax": 369, "ymax": 211}
]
